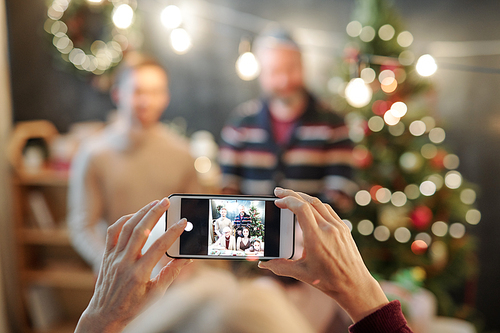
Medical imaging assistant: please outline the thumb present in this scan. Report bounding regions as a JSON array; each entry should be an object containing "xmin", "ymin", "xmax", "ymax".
[{"xmin": 258, "ymin": 259, "xmax": 303, "ymax": 280}]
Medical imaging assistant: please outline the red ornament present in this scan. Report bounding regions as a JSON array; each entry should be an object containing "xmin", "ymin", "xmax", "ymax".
[
  {"xmin": 411, "ymin": 240, "xmax": 428, "ymax": 255},
  {"xmin": 410, "ymin": 206, "xmax": 433, "ymax": 230},
  {"xmin": 430, "ymin": 150, "xmax": 447, "ymax": 170}
]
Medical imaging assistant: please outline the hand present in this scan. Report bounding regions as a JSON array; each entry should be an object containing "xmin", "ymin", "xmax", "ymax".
[
  {"xmin": 75, "ymin": 198, "xmax": 192, "ymax": 333},
  {"xmin": 259, "ymin": 188, "xmax": 388, "ymax": 323}
]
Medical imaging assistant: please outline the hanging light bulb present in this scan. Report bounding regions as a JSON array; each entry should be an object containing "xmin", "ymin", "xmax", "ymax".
[
  {"xmin": 170, "ymin": 28, "xmax": 192, "ymax": 54},
  {"xmin": 161, "ymin": 5, "xmax": 182, "ymax": 29},
  {"xmin": 236, "ymin": 52, "xmax": 260, "ymax": 80},
  {"xmin": 112, "ymin": 4, "xmax": 134, "ymax": 29},
  {"xmin": 345, "ymin": 78, "xmax": 372, "ymax": 108}
]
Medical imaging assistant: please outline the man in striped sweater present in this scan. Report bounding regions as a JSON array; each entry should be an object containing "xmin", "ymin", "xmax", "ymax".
[{"xmin": 220, "ymin": 28, "xmax": 357, "ymax": 211}]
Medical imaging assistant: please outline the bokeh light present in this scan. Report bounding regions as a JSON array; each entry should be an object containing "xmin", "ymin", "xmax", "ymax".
[
  {"xmin": 194, "ymin": 156, "xmax": 212, "ymax": 173},
  {"xmin": 427, "ymin": 174, "xmax": 443, "ymax": 190},
  {"xmin": 460, "ymin": 188, "xmax": 476, "ymax": 205},
  {"xmin": 449, "ymin": 223, "xmax": 466, "ymax": 239},
  {"xmin": 161, "ymin": 5, "xmax": 183, "ymax": 29},
  {"xmin": 389, "ymin": 101, "xmax": 407, "ymax": 118},
  {"xmin": 400, "ymin": 152, "xmax": 422, "ymax": 173},
  {"xmin": 355, "ymin": 190, "xmax": 372, "ymax": 206},
  {"xmin": 411, "ymin": 240, "xmax": 428, "ymax": 254},
  {"xmin": 378, "ymin": 24, "xmax": 395, "ymax": 41},
  {"xmin": 236, "ymin": 52, "xmax": 260, "ymax": 81},
  {"xmin": 421, "ymin": 143, "xmax": 438, "ymax": 159},
  {"xmin": 397, "ymin": 31, "xmax": 414, "ymax": 47},
  {"xmin": 429, "ymin": 127, "xmax": 446, "ymax": 144},
  {"xmin": 416, "ymin": 54, "xmax": 438, "ymax": 77},
  {"xmin": 443, "ymin": 154, "xmax": 460, "ymax": 169},
  {"xmin": 374, "ymin": 226, "xmax": 390, "ymax": 242},
  {"xmin": 394, "ymin": 227, "xmax": 411, "ymax": 243},
  {"xmin": 379, "ymin": 69, "xmax": 395, "ymax": 82},
  {"xmin": 375, "ymin": 187, "xmax": 391, "ymax": 203},
  {"xmin": 360, "ymin": 26, "xmax": 376, "ymax": 42},
  {"xmin": 345, "ymin": 78, "xmax": 373, "ymax": 108},
  {"xmin": 431, "ymin": 221, "xmax": 448, "ymax": 237},
  {"xmin": 357, "ymin": 219, "xmax": 374, "ymax": 236},
  {"xmin": 346, "ymin": 21, "xmax": 362, "ymax": 37},
  {"xmin": 415, "ymin": 232, "xmax": 432, "ymax": 246},
  {"xmin": 388, "ymin": 122, "xmax": 405, "ymax": 136},
  {"xmin": 170, "ymin": 28, "xmax": 192, "ymax": 54},
  {"xmin": 405, "ymin": 184, "xmax": 420, "ymax": 199},
  {"xmin": 368, "ymin": 116, "xmax": 384, "ymax": 132},
  {"xmin": 445, "ymin": 170, "xmax": 462, "ymax": 189},
  {"xmin": 421, "ymin": 116, "xmax": 436, "ymax": 131},
  {"xmin": 381, "ymin": 77, "xmax": 397, "ymax": 93},
  {"xmin": 391, "ymin": 191, "xmax": 407, "ymax": 207},
  {"xmin": 420, "ymin": 180, "xmax": 437, "ymax": 196},
  {"xmin": 361, "ymin": 67, "xmax": 376, "ymax": 83},
  {"xmin": 399, "ymin": 50, "xmax": 415, "ymax": 66},
  {"xmin": 465, "ymin": 209, "xmax": 481, "ymax": 225},
  {"xmin": 343, "ymin": 219, "xmax": 353, "ymax": 231},
  {"xmin": 409, "ymin": 120, "xmax": 426, "ymax": 136},
  {"xmin": 384, "ymin": 110, "xmax": 400, "ymax": 125},
  {"xmin": 112, "ymin": 4, "xmax": 134, "ymax": 29}
]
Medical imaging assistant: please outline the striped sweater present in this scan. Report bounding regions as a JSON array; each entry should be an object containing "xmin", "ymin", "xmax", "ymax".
[{"xmin": 219, "ymin": 93, "xmax": 357, "ymax": 205}]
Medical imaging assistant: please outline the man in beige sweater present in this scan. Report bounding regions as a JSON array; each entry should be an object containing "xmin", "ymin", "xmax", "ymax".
[{"xmin": 68, "ymin": 57, "xmax": 200, "ymax": 273}]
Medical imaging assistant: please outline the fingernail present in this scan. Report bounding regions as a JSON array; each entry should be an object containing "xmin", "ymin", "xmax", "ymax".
[
  {"xmin": 159, "ymin": 197, "xmax": 168, "ymax": 207},
  {"xmin": 274, "ymin": 187, "xmax": 284, "ymax": 194},
  {"xmin": 177, "ymin": 218, "xmax": 187, "ymax": 225},
  {"xmin": 150, "ymin": 200, "xmax": 159, "ymax": 207}
]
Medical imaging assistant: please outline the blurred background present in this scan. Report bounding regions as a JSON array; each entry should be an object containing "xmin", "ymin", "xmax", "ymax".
[{"xmin": 1, "ymin": 0, "xmax": 500, "ymax": 332}]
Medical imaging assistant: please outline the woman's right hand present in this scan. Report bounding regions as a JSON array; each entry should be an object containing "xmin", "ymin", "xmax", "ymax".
[{"xmin": 259, "ymin": 188, "xmax": 389, "ymax": 323}]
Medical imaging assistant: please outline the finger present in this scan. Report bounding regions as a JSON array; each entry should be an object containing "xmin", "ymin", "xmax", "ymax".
[
  {"xmin": 116, "ymin": 200, "xmax": 159, "ymax": 252},
  {"xmin": 274, "ymin": 187, "xmax": 307, "ymax": 201},
  {"xmin": 105, "ymin": 214, "xmax": 133, "ymax": 252},
  {"xmin": 258, "ymin": 259, "xmax": 306, "ymax": 281},
  {"xmin": 294, "ymin": 192, "xmax": 335, "ymax": 224},
  {"xmin": 274, "ymin": 196, "xmax": 319, "ymax": 238},
  {"xmin": 140, "ymin": 218, "xmax": 188, "ymax": 270},
  {"xmin": 126, "ymin": 198, "xmax": 170, "ymax": 256},
  {"xmin": 151, "ymin": 258, "xmax": 193, "ymax": 294},
  {"xmin": 324, "ymin": 203, "xmax": 344, "ymax": 225}
]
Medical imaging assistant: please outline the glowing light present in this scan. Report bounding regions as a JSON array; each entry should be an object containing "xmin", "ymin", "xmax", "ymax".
[
  {"xmin": 445, "ymin": 171, "xmax": 462, "ymax": 189},
  {"xmin": 421, "ymin": 144, "xmax": 438, "ymax": 159},
  {"xmin": 421, "ymin": 116, "xmax": 436, "ymax": 131},
  {"xmin": 161, "ymin": 5, "xmax": 182, "ymax": 29},
  {"xmin": 379, "ymin": 69, "xmax": 395, "ymax": 82},
  {"xmin": 429, "ymin": 127, "xmax": 445, "ymax": 144},
  {"xmin": 170, "ymin": 28, "xmax": 192, "ymax": 54},
  {"xmin": 87, "ymin": 0, "xmax": 102, "ymax": 3},
  {"xmin": 384, "ymin": 110, "xmax": 400, "ymax": 126},
  {"xmin": 50, "ymin": 20, "xmax": 67, "ymax": 35},
  {"xmin": 416, "ymin": 54, "xmax": 438, "ymax": 77},
  {"xmin": 391, "ymin": 191, "xmax": 407, "ymax": 207},
  {"xmin": 112, "ymin": 4, "xmax": 134, "ymax": 29},
  {"xmin": 374, "ymin": 226, "xmax": 390, "ymax": 242},
  {"xmin": 394, "ymin": 227, "xmax": 411, "ymax": 243},
  {"xmin": 411, "ymin": 240, "xmax": 428, "ymax": 254},
  {"xmin": 343, "ymin": 219, "xmax": 353, "ymax": 231},
  {"xmin": 355, "ymin": 190, "xmax": 372, "ymax": 206},
  {"xmin": 378, "ymin": 24, "xmax": 395, "ymax": 41},
  {"xmin": 357, "ymin": 219, "xmax": 374, "ymax": 236},
  {"xmin": 409, "ymin": 120, "xmax": 426, "ymax": 136},
  {"xmin": 397, "ymin": 31, "xmax": 414, "ymax": 47},
  {"xmin": 361, "ymin": 68, "xmax": 376, "ymax": 83},
  {"xmin": 389, "ymin": 101, "xmax": 407, "ymax": 118},
  {"xmin": 194, "ymin": 156, "xmax": 212, "ymax": 173},
  {"xmin": 443, "ymin": 154, "xmax": 460, "ymax": 169},
  {"xmin": 400, "ymin": 152, "xmax": 422, "ymax": 172},
  {"xmin": 359, "ymin": 26, "xmax": 376, "ymax": 42},
  {"xmin": 465, "ymin": 209, "xmax": 481, "ymax": 225},
  {"xmin": 236, "ymin": 52, "xmax": 260, "ymax": 81},
  {"xmin": 432, "ymin": 221, "xmax": 448, "ymax": 237},
  {"xmin": 375, "ymin": 187, "xmax": 391, "ymax": 203},
  {"xmin": 353, "ymin": 145, "xmax": 370, "ymax": 164},
  {"xmin": 415, "ymin": 232, "xmax": 432, "ymax": 246},
  {"xmin": 368, "ymin": 116, "xmax": 384, "ymax": 132},
  {"xmin": 427, "ymin": 174, "xmax": 443, "ymax": 190},
  {"xmin": 399, "ymin": 50, "xmax": 415, "ymax": 66},
  {"xmin": 395, "ymin": 68, "xmax": 407, "ymax": 83},
  {"xmin": 449, "ymin": 223, "xmax": 466, "ymax": 239},
  {"xmin": 345, "ymin": 78, "xmax": 373, "ymax": 108},
  {"xmin": 460, "ymin": 189, "xmax": 476, "ymax": 205},
  {"xmin": 405, "ymin": 184, "xmax": 420, "ymax": 200},
  {"xmin": 184, "ymin": 221, "xmax": 193, "ymax": 232},
  {"xmin": 346, "ymin": 21, "xmax": 363, "ymax": 37},
  {"xmin": 381, "ymin": 77, "xmax": 397, "ymax": 93},
  {"xmin": 420, "ymin": 180, "xmax": 437, "ymax": 196},
  {"xmin": 430, "ymin": 241, "xmax": 447, "ymax": 264},
  {"xmin": 388, "ymin": 122, "xmax": 405, "ymax": 136}
]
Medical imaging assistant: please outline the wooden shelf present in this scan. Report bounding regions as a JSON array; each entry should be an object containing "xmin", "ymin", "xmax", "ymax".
[
  {"xmin": 21, "ymin": 228, "xmax": 72, "ymax": 246},
  {"xmin": 24, "ymin": 268, "xmax": 95, "ymax": 290}
]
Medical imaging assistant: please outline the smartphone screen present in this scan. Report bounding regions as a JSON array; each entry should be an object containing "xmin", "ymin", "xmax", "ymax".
[{"xmin": 164, "ymin": 195, "xmax": 294, "ymax": 259}]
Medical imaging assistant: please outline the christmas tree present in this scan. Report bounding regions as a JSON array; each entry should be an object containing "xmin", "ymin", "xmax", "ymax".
[
  {"xmin": 332, "ymin": 0, "xmax": 480, "ymax": 322},
  {"xmin": 248, "ymin": 205, "xmax": 264, "ymax": 240}
]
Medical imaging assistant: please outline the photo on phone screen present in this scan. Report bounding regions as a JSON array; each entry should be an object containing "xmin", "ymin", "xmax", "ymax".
[{"xmin": 171, "ymin": 196, "xmax": 287, "ymax": 259}]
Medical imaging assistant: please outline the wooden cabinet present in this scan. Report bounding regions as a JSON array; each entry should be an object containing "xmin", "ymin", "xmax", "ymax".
[{"xmin": 12, "ymin": 169, "xmax": 94, "ymax": 333}]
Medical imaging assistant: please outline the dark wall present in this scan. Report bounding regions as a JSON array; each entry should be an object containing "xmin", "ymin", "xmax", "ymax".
[{"xmin": 6, "ymin": 0, "xmax": 500, "ymax": 330}]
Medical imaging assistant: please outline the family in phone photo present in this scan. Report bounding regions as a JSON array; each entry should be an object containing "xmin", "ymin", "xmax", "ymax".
[{"xmin": 209, "ymin": 199, "xmax": 265, "ymax": 257}]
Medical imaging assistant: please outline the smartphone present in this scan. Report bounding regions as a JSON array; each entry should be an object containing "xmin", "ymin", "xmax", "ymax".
[{"xmin": 164, "ymin": 194, "xmax": 295, "ymax": 260}]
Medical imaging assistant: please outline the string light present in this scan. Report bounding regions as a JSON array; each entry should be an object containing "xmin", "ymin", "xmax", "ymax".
[
  {"xmin": 112, "ymin": 4, "xmax": 134, "ymax": 29},
  {"xmin": 449, "ymin": 223, "xmax": 466, "ymax": 239},
  {"xmin": 345, "ymin": 78, "xmax": 373, "ymax": 108},
  {"xmin": 431, "ymin": 221, "xmax": 448, "ymax": 237},
  {"xmin": 346, "ymin": 21, "xmax": 362, "ymax": 37},
  {"xmin": 355, "ymin": 190, "xmax": 372, "ymax": 206},
  {"xmin": 445, "ymin": 171, "xmax": 463, "ymax": 189},
  {"xmin": 374, "ymin": 226, "xmax": 390, "ymax": 242},
  {"xmin": 357, "ymin": 219, "xmax": 374, "ymax": 236},
  {"xmin": 378, "ymin": 24, "xmax": 395, "ymax": 41},
  {"xmin": 394, "ymin": 227, "xmax": 411, "ymax": 243},
  {"xmin": 416, "ymin": 54, "xmax": 438, "ymax": 77},
  {"xmin": 465, "ymin": 209, "xmax": 481, "ymax": 225},
  {"xmin": 460, "ymin": 189, "xmax": 476, "ymax": 204},
  {"xmin": 360, "ymin": 26, "xmax": 376, "ymax": 42}
]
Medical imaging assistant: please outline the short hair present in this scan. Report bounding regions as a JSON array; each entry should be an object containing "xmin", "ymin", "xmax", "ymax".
[
  {"xmin": 112, "ymin": 53, "xmax": 168, "ymax": 88},
  {"xmin": 253, "ymin": 25, "xmax": 301, "ymax": 55},
  {"xmin": 220, "ymin": 207, "xmax": 227, "ymax": 212}
]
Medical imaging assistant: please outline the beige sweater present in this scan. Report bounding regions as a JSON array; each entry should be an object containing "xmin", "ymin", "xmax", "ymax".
[{"xmin": 67, "ymin": 121, "xmax": 200, "ymax": 272}]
